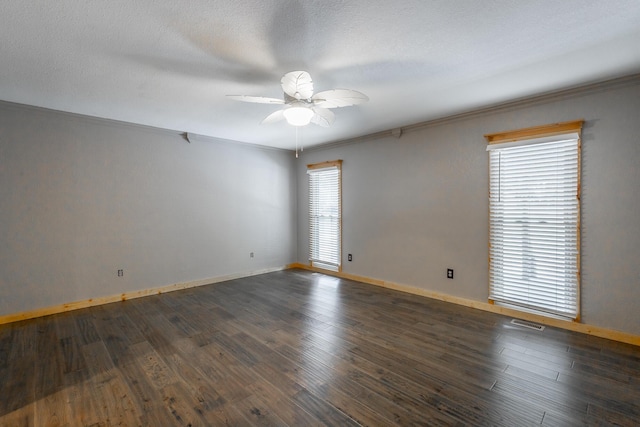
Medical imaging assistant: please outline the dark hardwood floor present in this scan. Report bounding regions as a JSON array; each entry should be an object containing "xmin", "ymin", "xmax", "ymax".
[{"xmin": 1, "ymin": 269, "xmax": 639, "ymax": 426}]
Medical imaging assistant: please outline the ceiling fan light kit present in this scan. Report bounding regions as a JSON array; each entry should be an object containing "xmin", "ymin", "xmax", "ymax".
[
  {"xmin": 228, "ymin": 71, "xmax": 368, "ymax": 129},
  {"xmin": 283, "ymin": 105, "xmax": 314, "ymax": 126}
]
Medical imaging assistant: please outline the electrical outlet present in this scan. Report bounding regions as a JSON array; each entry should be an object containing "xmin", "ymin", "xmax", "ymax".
[
  {"xmin": 250, "ymin": 252, "xmax": 254, "ymax": 258},
  {"xmin": 117, "ymin": 269, "xmax": 123, "ymax": 277},
  {"xmin": 348, "ymin": 254, "xmax": 352, "ymax": 262},
  {"xmin": 447, "ymin": 268, "xmax": 454, "ymax": 279}
]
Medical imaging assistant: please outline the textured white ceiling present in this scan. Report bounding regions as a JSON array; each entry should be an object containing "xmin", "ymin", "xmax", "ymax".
[{"xmin": 1, "ymin": 1, "xmax": 640, "ymax": 150}]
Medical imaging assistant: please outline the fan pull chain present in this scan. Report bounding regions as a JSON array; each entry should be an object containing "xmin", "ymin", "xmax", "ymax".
[{"xmin": 294, "ymin": 126, "xmax": 305, "ymax": 158}]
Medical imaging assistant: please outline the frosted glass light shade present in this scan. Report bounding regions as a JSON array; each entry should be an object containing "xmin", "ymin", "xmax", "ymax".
[{"xmin": 283, "ymin": 106, "xmax": 314, "ymax": 126}]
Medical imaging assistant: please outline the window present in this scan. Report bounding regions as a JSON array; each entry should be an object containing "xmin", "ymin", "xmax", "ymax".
[
  {"xmin": 485, "ymin": 121, "xmax": 583, "ymax": 320},
  {"xmin": 308, "ymin": 160, "xmax": 342, "ymax": 272}
]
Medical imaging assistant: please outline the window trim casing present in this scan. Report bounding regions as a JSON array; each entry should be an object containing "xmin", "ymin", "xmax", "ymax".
[
  {"xmin": 307, "ymin": 159, "xmax": 343, "ymax": 272},
  {"xmin": 484, "ymin": 120, "xmax": 583, "ymax": 321}
]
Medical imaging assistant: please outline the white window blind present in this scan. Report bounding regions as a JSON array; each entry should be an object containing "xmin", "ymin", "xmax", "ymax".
[
  {"xmin": 488, "ymin": 134, "xmax": 580, "ymax": 319},
  {"xmin": 308, "ymin": 162, "xmax": 341, "ymax": 271}
]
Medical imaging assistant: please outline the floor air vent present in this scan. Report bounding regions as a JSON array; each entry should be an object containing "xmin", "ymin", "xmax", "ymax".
[{"xmin": 510, "ymin": 319, "xmax": 545, "ymax": 331}]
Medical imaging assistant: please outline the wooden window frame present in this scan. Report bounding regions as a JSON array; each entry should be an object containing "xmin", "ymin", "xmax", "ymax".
[
  {"xmin": 485, "ymin": 120, "xmax": 583, "ymax": 321},
  {"xmin": 307, "ymin": 160, "xmax": 343, "ymax": 272}
]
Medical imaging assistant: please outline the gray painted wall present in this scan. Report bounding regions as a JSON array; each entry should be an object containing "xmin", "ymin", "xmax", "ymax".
[
  {"xmin": 297, "ymin": 80, "xmax": 640, "ymax": 336},
  {"xmin": 0, "ymin": 102, "xmax": 297, "ymax": 316},
  {"xmin": 2, "ymin": 79, "xmax": 639, "ymax": 337}
]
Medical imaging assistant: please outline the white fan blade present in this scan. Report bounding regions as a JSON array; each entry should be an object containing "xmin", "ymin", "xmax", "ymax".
[
  {"xmin": 311, "ymin": 107, "xmax": 335, "ymax": 127},
  {"xmin": 312, "ymin": 89, "xmax": 369, "ymax": 108},
  {"xmin": 227, "ymin": 95, "xmax": 284, "ymax": 105},
  {"xmin": 261, "ymin": 109, "xmax": 285, "ymax": 124},
  {"xmin": 281, "ymin": 71, "xmax": 314, "ymax": 100}
]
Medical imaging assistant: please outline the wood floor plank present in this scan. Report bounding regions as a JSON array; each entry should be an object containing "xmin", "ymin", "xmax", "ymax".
[
  {"xmin": 62, "ymin": 368, "xmax": 111, "ymax": 427},
  {"xmin": 587, "ymin": 401, "xmax": 640, "ymax": 427},
  {"xmin": 197, "ymin": 343, "xmax": 258, "ymax": 403},
  {"xmin": 1, "ymin": 322, "xmax": 36, "ymax": 423},
  {"xmin": 34, "ymin": 388, "xmax": 71, "ymax": 427},
  {"xmin": 313, "ymin": 374, "xmax": 425, "ymax": 426},
  {"xmin": 164, "ymin": 350, "xmax": 230, "ymax": 410},
  {"xmin": 0, "ymin": 324, "xmax": 36, "ymax": 426},
  {"xmin": 117, "ymin": 361, "xmax": 174, "ymax": 426},
  {"xmin": 245, "ymin": 377, "xmax": 324, "ymax": 426},
  {"xmin": 159, "ymin": 382, "xmax": 209, "ymax": 426},
  {"xmin": 73, "ymin": 311, "xmax": 101, "ymax": 346},
  {"xmin": 58, "ymin": 336, "xmax": 86, "ymax": 375},
  {"xmin": 91, "ymin": 306, "xmax": 137, "ymax": 368},
  {"xmin": 541, "ymin": 410, "xmax": 587, "ymax": 427},
  {"xmin": 81, "ymin": 341, "xmax": 142, "ymax": 426},
  {"xmin": 205, "ymin": 404, "xmax": 256, "ymax": 426},
  {"xmin": 35, "ymin": 318, "xmax": 64, "ymax": 398},
  {"xmin": 0, "ymin": 406, "xmax": 35, "ymax": 427},
  {"xmin": 232, "ymin": 394, "xmax": 289, "ymax": 427},
  {"xmin": 491, "ymin": 375, "xmax": 588, "ymax": 422},
  {"xmin": 211, "ymin": 331, "xmax": 263, "ymax": 367},
  {"xmin": 1, "ymin": 269, "xmax": 639, "ymax": 425},
  {"xmin": 250, "ymin": 358, "xmax": 307, "ymax": 400},
  {"xmin": 292, "ymin": 388, "xmax": 361, "ymax": 427},
  {"xmin": 124, "ymin": 311, "xmax": 178, "ymax": 359},
  {"xmin": 555, "ymin": 371, "xmax": 640, "ymax": 420},
  {"xmin": 132, "ymin": 340, "xmax": 179, "ymax": 390}
]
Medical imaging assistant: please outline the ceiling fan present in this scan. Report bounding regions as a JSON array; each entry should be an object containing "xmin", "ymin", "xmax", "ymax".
[{"xmin": 228, "ymin": 71, "xmax": 368, "ymax": 127}]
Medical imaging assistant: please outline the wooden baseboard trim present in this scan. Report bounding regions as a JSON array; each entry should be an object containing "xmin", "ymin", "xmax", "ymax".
[
  {"xmin": 0, "ymin": 266, "xmax": 288, "ymax": 325},
  {"xmin": 288, "ymin": 263, "xmax": 640, "ymax": 347}
]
